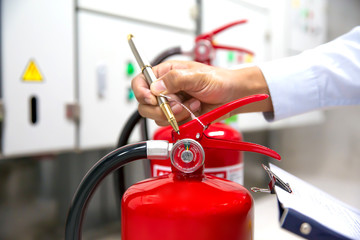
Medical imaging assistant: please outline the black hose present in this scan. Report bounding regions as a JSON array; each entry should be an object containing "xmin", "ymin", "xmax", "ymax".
[
  {"xmin": 65, "ymin": 142, "xmax": 147, "ymax": 240},
  {"xmin": 117, "ymin": 111, "xmax": 143, "ymax": 147},
  {"xmin": 113, "ymin": 111, "xmax": 143, "ymax": 214},
  {"xmin": 150, "ymin": 46, "xmax": 182, "ymax": 66}
]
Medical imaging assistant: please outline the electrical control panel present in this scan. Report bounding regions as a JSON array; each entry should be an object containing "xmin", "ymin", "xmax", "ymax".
[
  {"xmin": 1, "ymin": 0, "xmax": 195, "ymax": 156},
  {"xmin": 288, "ymin": 0, "xmax": 327, "ymax": 53},
  {"xmin": 1, "ymin": 0, "xmax": 76, "ymax": 157}
]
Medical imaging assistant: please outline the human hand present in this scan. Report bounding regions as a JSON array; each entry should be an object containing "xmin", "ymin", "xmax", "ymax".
[{"xmin": 132, "ymin": 60, "xmax": 272, "ymax": 126}]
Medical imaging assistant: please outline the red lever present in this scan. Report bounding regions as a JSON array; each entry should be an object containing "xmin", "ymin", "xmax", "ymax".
[
  {"xmin": 194, "ymin": 20, "xmax": 254, "ymax": 64},
  {"xmin": 172, "ymin": 94, "xmax": 281, "ymax": 160},
  {"xmin": 196, "ymin": 20, "xmax": 248, "ymax": 41},
  {"xmin": 175, "ymin": 94, "xmax": 268, "ymax": 140},
  {"xmin": 201, "ymin": 135, "xmax": 281, "ymax": 160}
]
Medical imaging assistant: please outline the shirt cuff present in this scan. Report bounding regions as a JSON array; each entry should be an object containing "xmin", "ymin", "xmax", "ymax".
[{"xmin": 258, "ymin": 52, "xmax": 321, "ymax": 121}]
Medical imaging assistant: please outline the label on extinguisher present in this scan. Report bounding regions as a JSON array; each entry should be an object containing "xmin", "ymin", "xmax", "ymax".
[
  {"xmin": 153, "ymin": 165, "xmax": 174, "ymax": 177},
  {"xmin": 152, "ymin": 163, "xmax": 244, "ymax": 185}
]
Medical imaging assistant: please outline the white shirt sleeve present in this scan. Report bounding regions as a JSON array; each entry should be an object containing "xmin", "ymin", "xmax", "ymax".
[{"xmin": 258, "ymin": 26, "xmax": 360, "ymax": 121}]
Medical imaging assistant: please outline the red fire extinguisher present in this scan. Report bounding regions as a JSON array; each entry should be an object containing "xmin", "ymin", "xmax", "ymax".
[
  {"xmin": 65, "ymin": 94, "xmax": 281, "ymax": 240},
  {"xmin": 193, "ymin": 19, "xmax": 254, "ymax": 65}
]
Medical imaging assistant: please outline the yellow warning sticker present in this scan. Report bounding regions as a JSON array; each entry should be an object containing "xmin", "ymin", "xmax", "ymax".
[{"xmin": 22, "ymin": 60, "xmax": 43, "ymax": 82}]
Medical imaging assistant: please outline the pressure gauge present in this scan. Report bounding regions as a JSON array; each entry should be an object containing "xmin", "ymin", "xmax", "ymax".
[{"xmin": 170, "ymin": 139, "xmax": 205, "ymax": 173}]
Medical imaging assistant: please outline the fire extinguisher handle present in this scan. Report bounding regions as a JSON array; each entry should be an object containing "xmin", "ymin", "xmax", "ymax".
[
  {"xmin": 198, "ymin": 94, "xmax": 268, "ymax": 126},
  {"xmin": 194, "ymin": 19, "xmax": 254, "ymax": 63},
  {"xmin": 201, "ymin": 134, "xmax": 281, "ymax": 160},
  {"xmin": 212, "ymin": 44, "xmax": 254, "ymax": 56},
  {"xmin": 196, "ymin": 20, "xmax": 247, "ymax": 41},
  {"xmin": 176, "ymin": 94, "xmax": 269, "ymax": 140}
]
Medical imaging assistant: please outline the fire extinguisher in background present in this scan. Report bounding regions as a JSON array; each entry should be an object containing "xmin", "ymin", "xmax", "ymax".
[
  {"xmin": 193, "ymin": 19, "xmax": 254, "ymax": 65},
  {"xmin": 65, "ymin": 95, "xmax": 281, "ymax": 240}
]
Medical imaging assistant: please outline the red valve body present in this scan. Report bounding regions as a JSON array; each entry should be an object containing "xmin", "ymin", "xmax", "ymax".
[
  {"xmin": 121, "ymin": 167, "xmax": 253, "ymax": 240},
  {"xmin": 151, "ymin": 122, "xmax": 244, "ymax": 184}
]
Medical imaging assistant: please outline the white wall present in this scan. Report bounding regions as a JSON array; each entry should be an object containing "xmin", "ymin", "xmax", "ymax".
[{"xmin": 267, "ymin": 0, "xmax": 360, "ymax": 208}]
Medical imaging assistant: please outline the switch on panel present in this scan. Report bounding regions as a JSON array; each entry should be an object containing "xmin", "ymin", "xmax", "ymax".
[
  {"xmin": 125, "ymin": 61, "xmax": 137, "ymax": 102},
  {"xmin": 289, "ymin": 0, "xmax": 327, "ymax": 52},
  {"xmin": 126, "ymin": 61, "xmax": 135, "ymax": 77},
  {"xmin": 97, "ymin": 62, "xmax": 107, "ymax": 99}
]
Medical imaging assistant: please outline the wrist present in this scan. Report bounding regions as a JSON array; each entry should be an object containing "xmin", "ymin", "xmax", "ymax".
[{"xmin": 232, "ymin": 66, "xmax": 274, "ymax": 113}]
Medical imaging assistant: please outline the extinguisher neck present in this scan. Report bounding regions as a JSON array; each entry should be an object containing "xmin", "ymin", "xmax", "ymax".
[{"xmin": 172, "ymin": 165, "xmax": 205, "ymax": 181}]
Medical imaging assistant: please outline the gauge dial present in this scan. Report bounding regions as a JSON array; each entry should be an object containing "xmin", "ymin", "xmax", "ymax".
[{"xmin": 171, "ymin": 139, "xmax": 205, "ymax": 173}]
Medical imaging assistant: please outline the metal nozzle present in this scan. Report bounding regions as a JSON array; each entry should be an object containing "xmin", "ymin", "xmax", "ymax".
[{"xmin": 159, "ymin": 102, "xmax": 180, "ymax": 134}]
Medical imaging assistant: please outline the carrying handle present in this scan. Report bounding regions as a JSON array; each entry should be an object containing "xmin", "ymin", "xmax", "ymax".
[
  {"xmin": 194, "ymin": 20, "xmax": 254, "ymax": 64},
  {"xmin": 201, "ymin": 134, "xmax": 281, "ymax": 160},
  {"xmin": 196, "ymin": 20, "xmax": 248, "ymax": 40},
  {"xmin": 174, "ymin": 94, "xmax": 268, "ymax": 140}
]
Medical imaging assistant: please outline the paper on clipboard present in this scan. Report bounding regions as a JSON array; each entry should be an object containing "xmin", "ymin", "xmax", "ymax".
[{"xmin": 269, "ymin": 163, "xmax": 360, "ymax": 240}]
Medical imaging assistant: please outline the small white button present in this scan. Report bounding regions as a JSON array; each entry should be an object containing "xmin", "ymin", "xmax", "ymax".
[{"xmin": 300, "ymin": 222, "xmax": 312, "ymax": 235}]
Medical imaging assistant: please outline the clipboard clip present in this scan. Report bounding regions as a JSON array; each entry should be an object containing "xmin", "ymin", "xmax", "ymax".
[{"xmin": 251, "ymin": 164, "xmax": 292, "ymax": 194}]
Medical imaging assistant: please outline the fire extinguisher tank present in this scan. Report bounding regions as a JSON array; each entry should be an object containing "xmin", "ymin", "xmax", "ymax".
[
  {"xmin": 121, "ymin": 139, "xmax": 254, "ymax": 240},
  {"xmin": 122, "ymin": 167, "xmax": 253, "ymax": 240}
]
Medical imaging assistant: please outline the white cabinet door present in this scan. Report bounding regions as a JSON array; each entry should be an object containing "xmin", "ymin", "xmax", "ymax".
[{"xmin": 1, "ymin": 0, "xmax": 76, "ymax": 157}]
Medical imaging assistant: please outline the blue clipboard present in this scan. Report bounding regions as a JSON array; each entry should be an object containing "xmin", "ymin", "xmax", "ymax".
[{"xmin": 253, "ymin": 164, "xmax": 360, "ymax": 240}]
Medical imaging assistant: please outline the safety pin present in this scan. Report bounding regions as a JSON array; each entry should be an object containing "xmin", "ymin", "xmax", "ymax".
[{"xmin": 251, "ymin": 164, "xmax": 292, "ymax": 194}]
